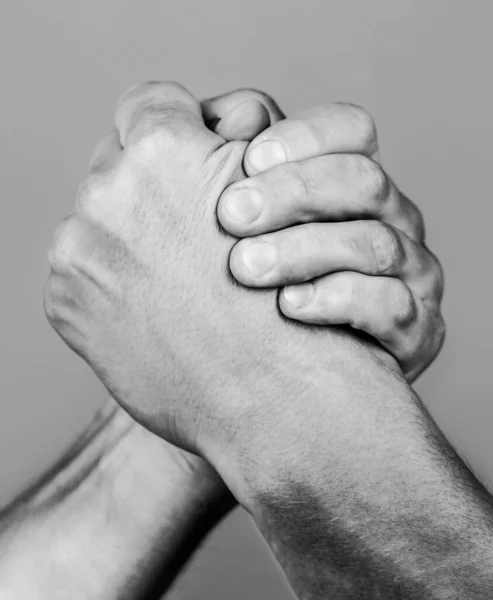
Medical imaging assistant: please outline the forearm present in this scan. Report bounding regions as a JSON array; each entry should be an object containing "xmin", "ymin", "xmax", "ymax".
[
  {"xmin": 205, "ymin": 334, "xmax": 493, "ymax": 599},
  {"xmin": 0, "ymin": 402, "xmax": 233, "ymax": 600}
]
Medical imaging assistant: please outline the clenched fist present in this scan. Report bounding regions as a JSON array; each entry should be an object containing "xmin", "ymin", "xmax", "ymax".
[
  {"xmin": 44, "ymin": 82, "xmax": 433, "ymax": 461},
  {"xmin": 45, "ymin": 82, "xmax": 278, "ymax": 453},
  {"xmin": 217, "ymin": 102, "xmax": 444, "ymax": 382}
]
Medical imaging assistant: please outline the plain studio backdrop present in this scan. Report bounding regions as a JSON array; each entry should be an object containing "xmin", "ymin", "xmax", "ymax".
[{"xmin": 0, "ymin": 1, "xmax": 491, "ymax": 597}]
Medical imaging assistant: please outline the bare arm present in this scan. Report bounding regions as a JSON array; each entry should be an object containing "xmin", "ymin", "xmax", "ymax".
[
  {"xmin": 0, "ymin": 88, "xmax": 282, "ymax": 600},
  {"xmin": 208, "ymin": 340, "xmax": 493, "ymax": 599},
  {"xmin": 0, "ymin": 400, "xmax": 234, "ymax": 599},
  {"xmin": 43, "ymin": 82, "xmax": 493, "ymax": 599}
]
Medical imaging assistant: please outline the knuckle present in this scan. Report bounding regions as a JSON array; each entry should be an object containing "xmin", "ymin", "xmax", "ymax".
[
  {"xmin": 129, "ymin": 80, "xmax": 194, "ymax": 106},
  {"xmin": 88, "ymin": 132, "xmax": 119, "ymax": 173},
  {"xmin": 43, "ymin": 276, "xmax": 66, "ymax": 326},
  {"xmin": 399, "ymin": 341, "xmax": 418, "ymax": 369},
  {"xmin": 117, "ymin": 81, "xmax": 145, "ymax": 105},
  {"xmin": 429, "ymin": 249, "xmax": 445, "ymax": 301},
  {"xmin": 369, "ymin": 222, "xmax": 403, "ymax": 274},
  {"xmin": 159, "ymin": 81, "xmax": 196, "ymax": 103},
  {"xmin": 43, "ymin": 283, "xmax": 85, "ymax": 354},
  {"xmin": 435, "ymin": 313, "xmax": 447, "ymax": 350},
  {"xmin": 117, "ymin": 81, "xmax": 196, "ymax": 151},
  {"xmin": 404, "ymin": 196, "xmax": 426, "ymax": 241},
  {"xmin": 75, "ymin": 174, "xmax": 106, "ymax": 218},
  {"xmin": 389, "ymin": 282, "xmax": 416, "ymax": 328},
  {"xmin": 127, "ymin": 105, "xmax": 186, "ymax": 156},
  {"xmin": 129, "ymin": 106, "xmax": 168, "ymax": 146},
  {"xmin": 116, "ymin": 81, "xmax": 153, "ymax": 116},
  {"xmin": 47, "ymin": 216, "xmax": 80, "ymax": 273},
  {"xmin": 125, "ymin": 81, "xmax": 158, "ymax": 98},
  {"xmin": 410, "ymin": 308, "xmax": 446, "ymax": 373},
  {"xmin": 117, "ymin": 80, "xmax": 174, "ymax": 108},
  {"xmin": 351, "ymin": 155, "xmax": 390, "ymax": 209},
  {"xmin": 337, "ymin": 103, "xmax": 378, "ymax": 151}
]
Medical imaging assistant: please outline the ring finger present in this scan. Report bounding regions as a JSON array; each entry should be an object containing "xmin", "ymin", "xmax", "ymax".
[{"xmin": 218, "ymin": 153, "xmax": 425, "ymax": 242}]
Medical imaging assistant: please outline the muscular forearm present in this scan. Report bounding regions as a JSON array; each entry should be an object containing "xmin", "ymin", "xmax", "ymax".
[
  {"xmin": 205, "ymin": 335, "xmax": 493, "ymax": 599},
  {"xmin": 0, "ymin": 402, "xmax": 233, "ymax": 600}
]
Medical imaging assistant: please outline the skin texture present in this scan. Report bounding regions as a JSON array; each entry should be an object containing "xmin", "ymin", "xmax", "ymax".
[
  {"xmin": 44, "ymin": 82, "xmax": 443, "ymax": 451},
  {"xmin": 43, "ymin": 83, "xmax": 405, "ymax": 455},
  {"xmin": 0, "ymin": 89, "xmax": 279, "ymax": 600},
  {"xmin": 205, "ymin": 89, "xmax": 444, "ymax": 383},
  {"xmin": 0, "ymin": 398, "xmax": 234, "ymax": 600},
  {"xmin": 43, "ymin": 82, "xmax": 493, "ymax": 598},
  {"xmin": 218, "ymin": 103, "xmax": 444, "ymax": 382},
  {"xmin": 0, "ymin": 86, "xmax": 444, "ymax": 598}
]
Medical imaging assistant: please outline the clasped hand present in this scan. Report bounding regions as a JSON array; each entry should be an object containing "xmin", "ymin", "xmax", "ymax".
[{"xmin": 44, "ymin": 82, "xmax": 444, "ymax": 460}]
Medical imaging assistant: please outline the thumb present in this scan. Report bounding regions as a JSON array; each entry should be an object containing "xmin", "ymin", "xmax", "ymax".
[{"xmin": 202, "ymin": 89, "xmax": 285, "ymax": 141}]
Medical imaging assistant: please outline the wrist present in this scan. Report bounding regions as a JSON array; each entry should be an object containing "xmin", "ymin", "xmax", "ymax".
[
  {"xmin": 40, "ymin": 402, "xmax": 233, "ymax": 559},
  {"xmin": 0, "ymin": 401, "xmax": 234, "ymax": 599},
  {"xmin": 201, "ymin": 332, "xmax": 403, "ymax": 509},
  {"xmin": 203, "ymin": 350, "xmax": 493, "ymax": 597},
  {"xmin": 87, "ymin": 402, "xmax": 232, "ymax": 522}
]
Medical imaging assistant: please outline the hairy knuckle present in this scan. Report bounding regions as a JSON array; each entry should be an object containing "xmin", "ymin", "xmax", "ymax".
[{"xmin": 369, "ymin": 222, "xmax": 402, "ymax": 274}]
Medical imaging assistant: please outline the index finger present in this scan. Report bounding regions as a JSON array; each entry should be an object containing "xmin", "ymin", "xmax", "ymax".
[{"xmin": 244, "ymin": 103, "xmax": 379, "ymax": 175}]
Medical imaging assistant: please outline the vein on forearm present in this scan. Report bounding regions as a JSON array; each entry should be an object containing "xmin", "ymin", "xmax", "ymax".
[
  {"xmin": 1, "ymin": 403, "xmax": 122, "ymax": 519},
  {"xmin": 0, "ymin": 402, "xmax": 235, "ymax": 600}
]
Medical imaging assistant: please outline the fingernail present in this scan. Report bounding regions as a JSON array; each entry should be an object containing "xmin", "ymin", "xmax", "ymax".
[
  {"xmin": 284, "ymin": 283, "xmax": 314, "ymax": 309},
  {"xmin": 247, "ymin": 140, "xmax": 286, "ymax": 172},
  {"xmin": 224, "ymin": 188, "xmax": 263, "ymax": 224},
  {"xmin": 242, "ymin": 241, "xmax": 277, "ymax": 277}
]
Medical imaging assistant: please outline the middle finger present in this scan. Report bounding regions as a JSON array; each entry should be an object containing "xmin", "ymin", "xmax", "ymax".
[{"xmin": 229, "ymin": 220, "xmax": 439, "ymax": 301}]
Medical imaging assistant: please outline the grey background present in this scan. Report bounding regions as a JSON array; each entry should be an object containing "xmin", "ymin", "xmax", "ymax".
[{"xmin": 0, "ymin": 1, "xmax": 491, "ymax": 598}]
